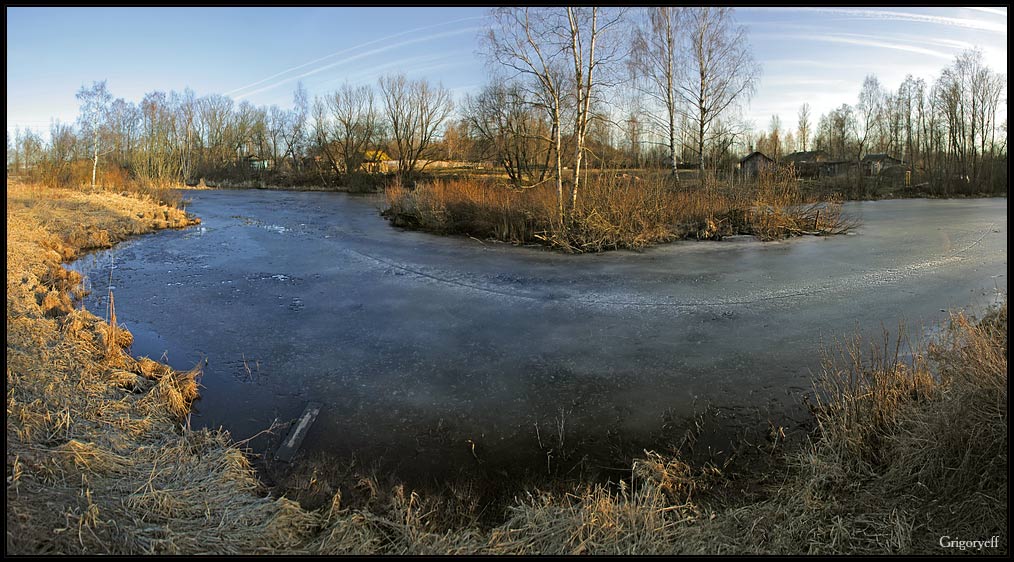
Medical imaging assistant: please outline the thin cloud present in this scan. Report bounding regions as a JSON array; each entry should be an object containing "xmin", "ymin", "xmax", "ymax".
[
  {"xmin": 963, "ymin": 7, "xmax": 1007, "ymax": 17},
  {"xmin": 235, "ymin": 27, "xmax": 481, "ymax": 100},
  {"xmin": 820, "ymin": 31, "xmax": 975, "ymax": 53},
  {"xmin": 779, "ymin": 33, "xmax": 954, "ymax": 60},
  {"xmin": 798, "ymin": 8, "xmax": 1006, "ymax": 34},
  {"xmin": 226, "ymin": 15, "xmax": 483, "ymax": 97},
  {"xmin": 764, "ymin": 59, "xmax": 883, "ymax": 70},
  {"xmin": 320, "ymin": 53, "xmax": 454, "ymax": 89},
  {"xmin": 763, "ymin": 78, "xmax": 850, "ymax": 87}
]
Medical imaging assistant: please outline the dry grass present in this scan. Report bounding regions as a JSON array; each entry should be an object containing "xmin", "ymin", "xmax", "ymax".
[
  {"xmin": 15, "ymin": 160, "xmax": 186, "ymax": 207},
  {"xmin": 7, "ymin": 180, "xmax": 1004, "ymax": 555},
  {"xmin": 7, "ymin": 182, "xmax": 321, "ymax": 554},
  {"xmin": 384, "ymin": 167, "xmax": 855, "ymax": 252},
  {"xmin": 682, "ymin": 300, "xmax": 1007, "ymax": 555}
]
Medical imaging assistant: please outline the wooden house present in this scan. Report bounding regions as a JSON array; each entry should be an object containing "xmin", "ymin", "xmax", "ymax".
[
  {"xmin": 782, "ymin": 150, "xmax": 829, "ymax": 178},
  {"xmin": 738, "ymin": 151, "xmax": 774, "ymax": 178},
  {"xmin": 362, "ymin": 150, "xmax": 391, "ymax": 173},
  {"xmin": 861, "ymin": 153, "xmax": 903, "ymax": 176}
]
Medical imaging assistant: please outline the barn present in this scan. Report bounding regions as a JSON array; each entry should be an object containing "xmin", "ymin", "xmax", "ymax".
[
  {"xmin": 861, "ymin": 153, "xmax": 903, "ymax": 176},
  {"xmin": 738, "ymin": 151, "xmax": 774, "ymax": 178}
]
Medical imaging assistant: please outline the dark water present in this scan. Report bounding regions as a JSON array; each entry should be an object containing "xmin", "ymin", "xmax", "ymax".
[{"xmin": 69, "ymin": 191, "xmax": 1007, "ymax": 483}]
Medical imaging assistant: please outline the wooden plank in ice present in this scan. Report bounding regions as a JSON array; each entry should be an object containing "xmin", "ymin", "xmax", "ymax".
[{"xmin": 275, "ymin": 401, "xmax": 322, "ymax": 463}]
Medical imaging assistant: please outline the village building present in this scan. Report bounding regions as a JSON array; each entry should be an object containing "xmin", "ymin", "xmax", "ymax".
[
  {"xmin": 243, "ymin": 155, "xmax": 272, "ymax": 170},
  {"xmin": 782, "ymin": 150, "xmax": 830, "ymax": 178},
  {"xmin": 362, "ymin": 150, "xmax": 392, "ymax": 174},
  {"xmin": 861, "ymin": 153, "xmax": 904, "ymax": 176},
  {"xmin": 738, "ymin": 151, "xmax": 774, "ymax": 178},
  {"xmin": 821, "ymin": 160, "xmax": 858, "ymax": 177}
]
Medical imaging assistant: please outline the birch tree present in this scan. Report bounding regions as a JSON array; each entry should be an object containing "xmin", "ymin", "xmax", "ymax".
[
  {"xmin": 678, "ymin": 7, "xmax": 758, "ymax": 177},
  {"xmin": 630, "ymin": 7, "xmax": 684, "ymax": 182},
  {"xmin": 76, "ymin": 80, "xmax": 113, "ymax": 188},
  {"xmin": 485, "ymin": 7, "xmax": 568, "ymax": 218},
  {"xmin": 564, "ymin": 7, "xmax": 626, "ymax": 208}
]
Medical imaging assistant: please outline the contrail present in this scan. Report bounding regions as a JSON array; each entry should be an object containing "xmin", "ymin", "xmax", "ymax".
[
  {"xmin": 797, "ymin": 8, "xmax": 1006, "ymax": 34},
  {"xmin": 320, "ymin": 53, "xmax": 457, "ymax": 89},
  {"xmin": 226, "ymin": 15, "xmax": 483, "ymax": 97},
  {"xmin": 963, "ymin": 7, "xmax": 1007, "ymax": 17},
  {"xmin": 234, "ymin": 26, "xmax": 481, "ymax": 100},
  {"xmin": 787, "ymin": 33, "xmax": 953, "ymax": 60}
]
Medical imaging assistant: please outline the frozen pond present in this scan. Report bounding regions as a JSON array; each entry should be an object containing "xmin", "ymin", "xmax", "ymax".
[{"xmin": 70, "ymin": 190, "xmax": 1007, "ymax": 482}]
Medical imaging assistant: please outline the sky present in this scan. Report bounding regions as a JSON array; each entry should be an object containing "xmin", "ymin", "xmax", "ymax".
[{"xmin": 6, "ymin": 6, "xmax": 1008, "ymax": 144}]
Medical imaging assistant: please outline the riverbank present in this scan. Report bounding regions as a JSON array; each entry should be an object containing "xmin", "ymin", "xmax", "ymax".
[
  {"xmin": 6, "ymin": 183, "xmax": 319, "ymax": 554},
  {"xmin": 6, "ymin": 182, "xmax": 1006, "ymax": 554}
]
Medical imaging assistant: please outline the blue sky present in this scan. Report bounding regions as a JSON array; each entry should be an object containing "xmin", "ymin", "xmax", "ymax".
[{"xmin": 6, "ymin": 6, "xmax": 1007, "ymax": 142}]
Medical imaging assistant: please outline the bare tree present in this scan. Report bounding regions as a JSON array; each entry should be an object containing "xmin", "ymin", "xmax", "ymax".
[
  {"xmin": 630, "ymin": 7, "xmax": 684, "ymax": 182},
  {"xmin": 172, "ymin": 88, "xmax": 199, "ymax": 182},
  {"xmin": 280, "ymin": 82, "xmax": 309, "ymax": 170},
  {"xmin": 855, "ymin": 75, "xmax": 883, "ymax": 193},
  {"xmin": 767, "ymin": 114, "xmax": 782, "ymax": 160},
  {"xmin": 797, "ymin": 103, "xmax": 810, "ymax": 152},
  {"xmin": 378, "ymin": 73, "xmax": 453, "ymax": 182},
  {"xmin": 325, "ymin": 82, "xmax": 380, "ymax": 175},
  {"xmin": 18, "ymin": 129, "xmax": 45, "ymax": 177},
  {"xmin": 564, "ymin": 7, "xmax": 626, "ymax": 208},
  {"xmin": 463, "ymin": 82, "xmax": 552, "ymax": 187},
  {"xmin": 485, "ymin": 7, "xmax": 625, "ymax": 213},
  {"xmin": 108, "ymin": 98, "xmax": 140, "ymax": 168},
  {"xmin": 311, "ymin": 96, "xmax": 341, "ymax": 181},
  {"xmin": 76, "ymin": 80, "xmax": 114, "ymax": 188},
  {"xmin": 830, "ymin": 103, "xmax": 855, "ymax": 160},
  {"xmin": 782, "ymin": 129, "xmax": 795, "ymax": 158},
  {"xmin": 137, "ymin": 91, "xmax": 179, "ymax": 182},
  {"xmin": 678, "ymin": 7, "xmax": 759, "ymax": 177},
  {"xmin": 198, "ymin": 94, "xmax": 235, "ymax": 168},
  {"xmin": 623, "ymin": 112, "xmax": 642, "ymax": 167},
  {"xmin": 485, "ymin": 7, "xmax": 568, "ymax": 217},
  {"xmin": 266, "ymin": 105, "xmax": 288, "ymax": 165}
]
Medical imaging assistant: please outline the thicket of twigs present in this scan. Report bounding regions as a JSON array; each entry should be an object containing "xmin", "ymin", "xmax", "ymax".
[{"xmin": 384, "ymin": 167, "xmax": 856, "ymax": 252}]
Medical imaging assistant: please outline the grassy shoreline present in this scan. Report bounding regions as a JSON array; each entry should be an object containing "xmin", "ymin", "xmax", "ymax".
[
  {"xmin": 6, "ymin": 182, "xmax": 1006, "ymax": 554},
  {"xmin": 383, "ymin": 169, "xmax": 856, "ymax": 253}
]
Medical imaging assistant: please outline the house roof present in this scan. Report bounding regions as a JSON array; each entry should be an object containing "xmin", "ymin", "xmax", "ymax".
[
  {"xmin": 739, "ymin": 151, "xmax": 773, "ymax": 164},
  {"xmin": 364, "ymin": 149, "xmax": 390, "ymax": 161},
  {"xmin": 861, "ymin": 153, "xmax": 901, "ymax": 162},
  {"xmin": 783, "ymin": 150, "xmax": 828, "ymax": 163}
]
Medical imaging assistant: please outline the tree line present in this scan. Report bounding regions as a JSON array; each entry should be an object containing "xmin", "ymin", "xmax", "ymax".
[
  {"xmin": 7, "ymin": 74, "xmax": 456, "ymax": 190},
  {"xmin": 751, "ymin": 50, "xmax": 1006, "ymax": 195},
  {"xmin": 6, "ymin": 7, "xmax": 1006, "ymax": 199}
]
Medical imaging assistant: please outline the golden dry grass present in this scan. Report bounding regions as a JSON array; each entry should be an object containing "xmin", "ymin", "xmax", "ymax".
[
  {"xmin": 6, "ymin": 182, "xmax": 322, "ymax": 554},
  {"xmin": 384, "ymin": 167, "xmax": 855, "ymax": 252}
]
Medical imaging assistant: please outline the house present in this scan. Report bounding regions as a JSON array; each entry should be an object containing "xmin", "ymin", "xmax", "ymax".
[
  {"xmin": 244, "ymin": 155, "xmax": 272, "ymax": 170},
  {"xmin": 782, "ymin": 150, "xmax": 830, "ymax": 178},
  {"xmin": 738, "ymin": 151, "xmax": 774, "ymax": 178},
  {"xmin": 362, "ymin": 150, "xmax": 391, "ymax": 173},
  {"xmin": 861, "ymin": 153, "xmax": 903, "ymax": 176},
  {"xmin": 820, "ymin": 160, "xmax": 857, "ymax": 177}
]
